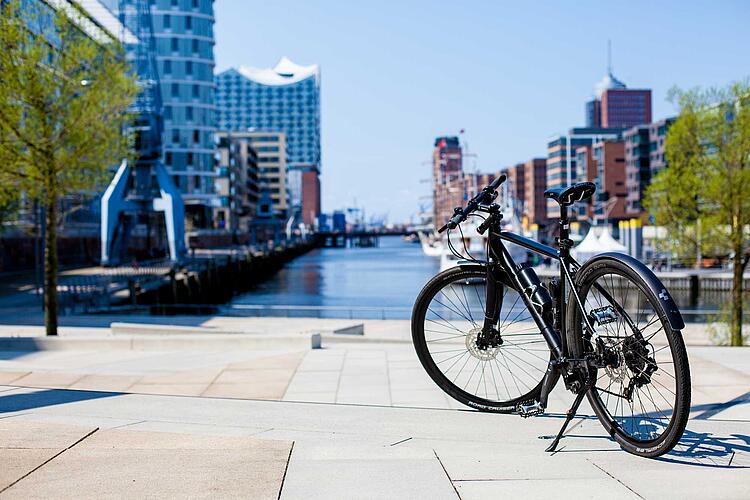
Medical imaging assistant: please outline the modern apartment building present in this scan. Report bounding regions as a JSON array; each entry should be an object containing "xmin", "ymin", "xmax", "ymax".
[
  {"xmin": 649, "ymin": 118, "xmax": 674, "ymax": 174},
  {"xmin": 585, "ymin": 71, "xmax": 651, "ymax": 129},
  {"xmin": 214, "ymin": 132, "xmax": 260, "ymax": 232},
  {"xmin": 546, "ymin": 127, "xmax": 622, "ymax": 219},
  {"xmin": 623, "ymin": 117, "xmax": 674, "ymax": 215},
  {"xmin": 432, "ymin": 136, "xmax": 463, "ymax": 226},
  {"xmin": 215, "ymin": 58, "xmax": 321, "ymax": 225},
  {"xmin": 215, "ymin": 132, "xmax": 289, "ymax": 220},
  {"xmin": 623, "ymin": 125, "xmax": 650, "ymax": 215}
]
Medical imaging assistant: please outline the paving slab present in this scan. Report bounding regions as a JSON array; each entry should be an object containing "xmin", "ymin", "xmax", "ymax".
[
  {"xmin": 68, "ymin": 374, "xmax": 141, "ymax": 392},
  {"xmin": 454, "ymin": 478, "xmax": 639, "ymax": 500},
  {"xmin": 281, "ymin": 442, "xmax": 458, "ymax": 500},
  {"xmin": 0, "ymin": 372, "xmax": 28, "ymax": 384},
  {"xmin": 0, "ymin": 420, "xmax": 97, "ymax": 492},
  {"xmin": 11, "ymin": 372, "xmax": 83, "ymax": 389},
  {"xmin": 1, "ymin": 427, "xmax": 292, "ymax": 500}
]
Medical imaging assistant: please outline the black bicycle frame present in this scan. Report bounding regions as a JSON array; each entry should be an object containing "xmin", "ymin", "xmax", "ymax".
[{"xmin": 482, "ymin": 205, "xmax": 579, "ymax": 361}]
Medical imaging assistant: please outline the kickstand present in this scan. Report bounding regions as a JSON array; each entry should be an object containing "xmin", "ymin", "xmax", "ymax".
[{"xmin": 545, "ymin": 389, "xmax": 587, "ymax": 453}]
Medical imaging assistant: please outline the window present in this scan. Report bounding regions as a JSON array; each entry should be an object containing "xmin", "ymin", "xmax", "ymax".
[
  {"xmin": 165, "ymin": 152, "xmax": 173, "ymax": 165},
  {"xmin": 171, "ymin": 0, "xmax": 177, "ymax": 6},
  {"xmin": 163, "ymin": 60, "xmax": 171, "ymax": 74},
  {"xmin": 187, "ymin": 152, "xmax": 194, "ymax": 165},
  {"xmin": 164, "ymin": 106, "xmax": 172, "ymax": 119},
  {"xmin": 191, "ymin": 39, "xmax": 199, "ymax": 54},
  {"xmin": 163, "ymin": 15, "xmax": 170, "ymax": 28},
  {"xmin": 193, "ymin": 130, "xmax": 200, "ymax": 143},
  {"xmin": 186, "ymin": 107, "xmax": 193, "ymax": 120},
  {"xmin": 171, "ymin": 83, "xmax": 179, "ymax": 97},
  {"xmin": 185, "ymin": 60, "xmax": 193, "ymax": 75},
  {"xmin": 185, "ymin": 16, "xmax": 192, "ymax": 31},
  {"xmin": 192, "ymin": 85, "xmax": 199, "ymax": 98},
  {"xmin": 171, "ymin": 38, "xmax": 178, "ymax": 52},
  {"xmin": 192, "ymin": 0, "xmax": 199, "ymax": 9},
  {"xmin": 172, "ymin": 129, "xmax": 180, "ymax": 144}
]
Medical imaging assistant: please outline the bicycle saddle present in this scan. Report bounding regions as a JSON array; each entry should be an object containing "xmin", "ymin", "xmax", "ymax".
[{"xmin": 544, "ymin": 182, "xmax": 596, "ymax": 206}]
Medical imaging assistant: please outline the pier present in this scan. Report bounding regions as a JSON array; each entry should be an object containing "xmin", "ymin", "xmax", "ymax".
[{"xmin": 314, "ymin": 230, "xmax": 411, "ymax": 248}]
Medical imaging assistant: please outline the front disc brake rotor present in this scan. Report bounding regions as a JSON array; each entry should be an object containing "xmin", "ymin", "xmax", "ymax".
[{"xmin": 466, "ymin": 327, "xmax": 499, "ymax": 361}]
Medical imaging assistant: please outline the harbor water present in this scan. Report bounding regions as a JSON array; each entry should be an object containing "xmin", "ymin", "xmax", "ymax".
[{"xmin": 230, "ymin": 235, "xmax": 735, "ymax": 320}]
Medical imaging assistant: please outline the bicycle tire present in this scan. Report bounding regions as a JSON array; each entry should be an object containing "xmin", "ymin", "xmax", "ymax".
[{"xmin": 566, "ymin": 256, "xmax": 691, "ymax": 457}]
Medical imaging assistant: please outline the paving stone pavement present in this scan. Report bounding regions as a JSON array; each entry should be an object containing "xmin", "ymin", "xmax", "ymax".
[
  {"xmin": 0, "ymin": 318, "xmax": 748, "ymax": 498},
  {"xmin": 0, "ymin": 385, "xmax": 747, "ymax": 499}
]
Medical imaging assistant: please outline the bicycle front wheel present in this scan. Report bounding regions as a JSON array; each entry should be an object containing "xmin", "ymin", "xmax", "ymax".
[
  {"xmin": 412, "ymin": 265, "xmax": 553, "ymax": 412},
  {"xmin": 567, "ymin": 256, "xmax": 691, "ymax": 457}
]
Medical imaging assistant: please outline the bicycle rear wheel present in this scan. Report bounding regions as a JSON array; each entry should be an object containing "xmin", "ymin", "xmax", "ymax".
[
  {"xmin": 567, "ymin": 257, "xmax": 691, "ymax": 457},
  {"xmin": 412, "ymin": 265, "xmax": 553, "ymax": 412}
]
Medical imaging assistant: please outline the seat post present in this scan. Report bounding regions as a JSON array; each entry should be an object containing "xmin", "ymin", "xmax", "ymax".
[{"xmin": 558, "ymin": 204, "xmax": 571, "ymax": 259}]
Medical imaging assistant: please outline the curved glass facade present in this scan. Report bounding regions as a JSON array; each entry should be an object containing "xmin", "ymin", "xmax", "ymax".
[{"xmin": 215, "ymin": 65, "xmax": 320, "ymax": 168}]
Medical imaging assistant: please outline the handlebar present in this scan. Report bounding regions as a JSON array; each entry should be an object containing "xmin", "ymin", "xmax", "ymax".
[{"xmin": 437, "ymin": 174, "xmax": 506, "ymax": 233}]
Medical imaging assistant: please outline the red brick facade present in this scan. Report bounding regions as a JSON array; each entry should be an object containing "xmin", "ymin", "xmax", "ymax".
[{"xmin": 301, "ymin": 169, "xmax": 321, "ymax": 226}]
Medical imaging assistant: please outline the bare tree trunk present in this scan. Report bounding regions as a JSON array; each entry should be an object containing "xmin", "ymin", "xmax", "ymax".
[
  {"xmin": 730, "ymin": 243, "xmax": 745, "ymax": 347},
  {"xmin": 44, "ymin": 188, "xmax": 58, "ymax": 336}
]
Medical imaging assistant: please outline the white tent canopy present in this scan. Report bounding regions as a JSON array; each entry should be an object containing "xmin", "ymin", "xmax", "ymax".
[{"xmin": 572, "ymin": 226, "xmax": 628, "ymax": 262}]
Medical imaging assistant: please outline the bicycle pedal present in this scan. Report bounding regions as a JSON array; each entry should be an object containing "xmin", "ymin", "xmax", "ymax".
[{"xmin": 516, "ymin": 400, "xmax": 544, "ymax": 418}]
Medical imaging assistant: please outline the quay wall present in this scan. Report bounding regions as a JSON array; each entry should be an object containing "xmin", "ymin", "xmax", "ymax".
[{"xmin": 132, "ymin": 241, "xmax": 316, "ymax": 314}]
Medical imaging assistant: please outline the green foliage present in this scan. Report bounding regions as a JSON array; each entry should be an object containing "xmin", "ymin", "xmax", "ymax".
[
  {"xmin": 645, "ymin": 80, "xmax": 750, "ymax": 345},
  {"xmin": 0, "ymin": 0, "xmax": 138, "ymax": 334},
  {"xmin": 0, "ymin": 0, "xmax": 138, "ymax": 197}
]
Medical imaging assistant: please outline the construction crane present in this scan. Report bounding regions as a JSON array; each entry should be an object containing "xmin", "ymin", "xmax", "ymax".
[{"xmin": 100, "ymin": 0, "xmax": 185, "ymax": 265}]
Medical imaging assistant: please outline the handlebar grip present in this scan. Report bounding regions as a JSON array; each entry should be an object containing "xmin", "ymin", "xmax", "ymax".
[
  {"xmin": 489, "ymin": 174, "xmax": 507, "ymax": 190},
  {"xmin": 437, "ymin": 224, "xmax": 449, "ymax": 234}
]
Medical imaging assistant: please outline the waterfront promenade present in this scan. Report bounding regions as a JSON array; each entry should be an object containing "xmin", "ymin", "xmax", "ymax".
[{"xmin": 0, "ymin": 316, "xmax": 748, "ymax": 498}]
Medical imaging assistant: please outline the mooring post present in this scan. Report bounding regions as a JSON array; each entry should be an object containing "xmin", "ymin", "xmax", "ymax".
[
  {"xmin": 128, "ymin": 279, "xmax": 137, "ymax": 306},
  {"xmin": 689, "ymin": 274, "xmax": 700, "ymax": 308}
]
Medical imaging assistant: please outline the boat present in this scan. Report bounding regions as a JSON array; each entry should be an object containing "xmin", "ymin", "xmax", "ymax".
[{"xmin": 419, "ymin": 231, "xmax": 443, "ymax": 257}]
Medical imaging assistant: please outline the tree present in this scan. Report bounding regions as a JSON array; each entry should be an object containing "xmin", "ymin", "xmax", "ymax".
[
  {"xmin": 0, "ymin": 1, "xmax": 137, "ymax": 335},
  {"xmin": 645, "ymin": 81, "xmax": 750, "ymax": 346}
]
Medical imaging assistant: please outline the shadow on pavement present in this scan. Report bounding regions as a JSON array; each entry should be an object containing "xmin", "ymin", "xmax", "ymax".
[
  {"xmin": 691, "ymin": 390, "xmax": 750, "ymax": 420},
  {"xmin": 0, "ymin": 388, "xmax": 122, "ymax": 414},
  {"xmin": 657, "ymin": 428, "xmax": 750, "ymax": 468}
]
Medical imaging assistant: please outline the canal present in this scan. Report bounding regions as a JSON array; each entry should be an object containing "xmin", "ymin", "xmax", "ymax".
[
  {"xmin": 230, "ymin": 235, "xmax": 732, "ymax": 320},
  {"xmin": 231, "ymin": 235, "xmax": 438, "ymax": 317}
]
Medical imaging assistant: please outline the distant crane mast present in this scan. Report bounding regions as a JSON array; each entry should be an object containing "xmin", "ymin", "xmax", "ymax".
[{"xmin": 100, "ymin": 0, "xmax": 185, "ymax": 265}]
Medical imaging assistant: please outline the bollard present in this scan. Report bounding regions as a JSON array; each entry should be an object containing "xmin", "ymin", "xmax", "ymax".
[
  {"xmin": 689, "ymin": 274, "xmax": 699, "ymax": 309},
  {"xmin": 311, "ymin": 333, "xmax": 322, "ymax": 349},
  {"xmin": 128, "ymin": 279, "xmax": 137, "ymax": 306}
]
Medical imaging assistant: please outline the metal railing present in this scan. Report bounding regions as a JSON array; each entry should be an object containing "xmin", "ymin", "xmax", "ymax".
[{"xmin": 224, "ymin": 304, "xmax": 749, "ymax": 323}]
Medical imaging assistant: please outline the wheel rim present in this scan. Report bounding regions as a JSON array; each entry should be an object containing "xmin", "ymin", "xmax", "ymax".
[
  {"xmin": 579, "ymin": 269, "xmax": 679, "ymax": 443},
  {"xmin": 420, "ymin": 270, "xmax": 551, "ymax": 405}
]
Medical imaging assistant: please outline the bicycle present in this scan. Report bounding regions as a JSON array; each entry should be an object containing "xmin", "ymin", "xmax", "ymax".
[{"xmin": 411, "ymin": 175, "xmax": 691, "ymax": 457}]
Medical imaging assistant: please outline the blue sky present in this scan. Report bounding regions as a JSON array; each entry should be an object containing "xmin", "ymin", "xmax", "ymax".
[{"xmin": 214, "ymin": 0, "xmax": 749, "ymax": 223}]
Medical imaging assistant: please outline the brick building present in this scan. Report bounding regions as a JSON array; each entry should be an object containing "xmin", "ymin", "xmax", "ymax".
[
  {"xmin": 432, "ymin": 136, "xmax": 463, "ymax": 226},
  {"xmin": 575, "ymin": 140, "xmax": 627, "ymax": 222},
  {"xmin": 586, "ymin": 71, "xmax": 652, "ymax": 129},
  {"xmin": 523, "ymin": 158, "xmax": 548, "ymax": 225}
]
